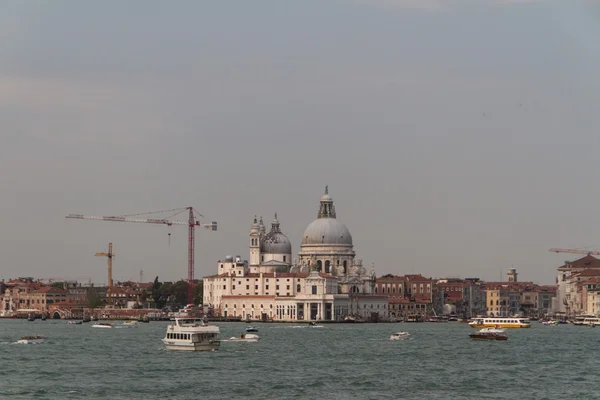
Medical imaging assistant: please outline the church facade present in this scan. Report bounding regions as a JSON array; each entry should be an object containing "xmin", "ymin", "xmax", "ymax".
[{"xmin": 203, "ymin": 188, "xmax": 388, "ymax": 322}]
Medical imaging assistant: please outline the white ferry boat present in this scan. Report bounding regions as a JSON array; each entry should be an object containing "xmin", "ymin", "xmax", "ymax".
[
  {"xmin": 162, "ymin": 318, "xmax": 220, "ymax": 351},
  {"xmin": 469, "ymin": 317, "xmax": 531, "ymax": 329},
  {"xmin": 582, "ymin": 317, "xmax": 600, "ymax": 326}
]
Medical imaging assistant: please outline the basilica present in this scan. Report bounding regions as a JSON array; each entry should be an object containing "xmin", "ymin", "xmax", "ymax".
[{"xmin": 203, "ymin": 188, "xmax": 388, "ymax": 322}]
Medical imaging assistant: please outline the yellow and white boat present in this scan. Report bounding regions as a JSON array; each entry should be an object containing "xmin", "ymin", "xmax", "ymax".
[{"xmin": 469, "ymin": 317, "xmax": 531, "ymax": 329}]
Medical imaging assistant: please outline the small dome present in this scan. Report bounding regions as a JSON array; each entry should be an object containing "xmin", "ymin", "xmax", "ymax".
[
  {"xmin": 301, "ymin": 218, "xmax": 353, "ymax": 246},
  {"xmin": 262, "ymin": 232, "xmax": 292, "ymax": 254},
  {"xmin": 321, "ymin": 193, "xmax": 332, "ymax": 202},
  {"xmin": 261, "ymin": 212, "xmax": 292, "ymax": 255}
]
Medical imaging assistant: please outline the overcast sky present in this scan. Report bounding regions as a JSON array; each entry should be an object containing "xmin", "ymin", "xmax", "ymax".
[{"xmin": 1, "ymin": 0, "xmax": 599, "ymax": 285}]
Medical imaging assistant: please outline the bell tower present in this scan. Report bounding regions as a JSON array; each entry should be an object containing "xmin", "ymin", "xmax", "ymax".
[{"xmin": 249, "ymin": 215, "xmax": 261, "ymax": 266}]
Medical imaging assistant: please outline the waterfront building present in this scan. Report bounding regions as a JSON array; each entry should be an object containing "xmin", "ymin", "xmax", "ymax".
[
  {"xmin": 375, "ymin": 274, "xmax": 435, "ymax": 319},
  {"xmin": 553, "ymin": 254, "xmax": 600, "ymax": 314},
  {"xmin": 203, "ymin": 188, "xmax": 388, "ymax": 322}
]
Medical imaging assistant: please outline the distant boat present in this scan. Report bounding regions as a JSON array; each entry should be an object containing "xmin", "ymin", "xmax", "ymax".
[
  {"xmin": 27, "ymin": 313, "xmax": 35, "ymax": 322},
  {"xmin": 67, "ymin": 320, "xmax": 83, "ymax": 325},
  {"xmin": 228, "ymin": 333, "xmax": 260, "ymax": 342},
  {"xmin": 17, "ymin": 335, "xmax": 46, "ymax": 344},
  {"xmin": 245, "ymin": 326, "xmax": 258, "ymax": 333},
  {"xmin": 389, "ymin": 332, "xmax": 410, "ymax": 340},
  {"xmin": 92, "ymin": 323, "xmax": 113, "ymax": 329},
  {"xmin": 469, "ymin": 327, "xmax": 508, "ymax": 341}
]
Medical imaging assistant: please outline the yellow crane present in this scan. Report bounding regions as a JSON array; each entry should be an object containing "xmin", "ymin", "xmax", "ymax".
[{"xmin": 96, "ymin": 242, "xmax": 115, "ymax": 303}]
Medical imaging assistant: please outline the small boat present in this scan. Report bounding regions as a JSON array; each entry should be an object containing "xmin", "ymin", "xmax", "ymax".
[
  {"xmin": 27, "ymin": 313, "xmax": 35, "ymax": 322},
  {"xmin": 389, "ymin": 332, "xmax": 410, "ymax": 340},
  {"xmin": 469, "ymin": 327, "xmax": 508, "ymax": 341},
  {"xmin": 228, "ymin": 333, "xmax": 260, "ymax": 342},
  {"xmin": 122, "ymin": 321, "xmax": 138, "ymax": 327},
  {"xmin": 543, "ymin": 320, "xmax": 558, "ymax": 326},
  {"xmin": 245, "ymin": 326, "xmax": 258, "ymax": 333},
  {"xmin": 163, "ymin": 318, "xmax": 220, "ymax": 351},
  {"xmin": 67, "ymin": 320, "xmax": 83, "ymax": 325},
  {"xmin": 308, "ymin": 321, "xmax": 324, "ymax": 328},
  {"xmin": 17, "ymin": 335, "xmax": 46, "ymax": 344},
  {"xmin": 92, "ymin": 323, "xmax": 114, "ymax": 329}
]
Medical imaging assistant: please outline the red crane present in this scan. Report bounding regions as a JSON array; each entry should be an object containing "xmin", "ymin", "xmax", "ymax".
[
  {"xmin": 549, "ymin": 248, "xmax": 600, "ymax": 256},
  {"xmin": 66, "ymin": 207, "xmax": 217, "ymax": 305}
]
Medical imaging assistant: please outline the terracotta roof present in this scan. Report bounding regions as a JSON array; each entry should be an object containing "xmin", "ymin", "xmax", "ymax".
[
  {"xmin": 558, "ymin": 255, "xmax": 600, "ymax": 271},
  {"xmin": 572, "ymin": 269, "xmax": 600, "ymax": 278},
  {"xmin": 29, "ymin": 286, "xmax": 68, "ymax": 294},
  {"xmin": 222, "ymin": 295, "xmax": 276, "ymax": 299}
]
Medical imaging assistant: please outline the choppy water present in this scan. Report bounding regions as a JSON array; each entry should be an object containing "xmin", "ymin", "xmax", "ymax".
[{"xmin": 1, "ymin": 320, "xmax": 599, "ymax": 399}]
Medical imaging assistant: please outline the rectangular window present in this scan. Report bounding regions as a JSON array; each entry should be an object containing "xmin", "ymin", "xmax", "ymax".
[
  {"xmin": 286, "ymin": 285, "xmax": 290, "ymax": 290},
  {"xmin": 266, "ymin": 285, "xmax": 269, "ymax": 290},
  {"xmin": 276, "ymin": 285, "xmax": 280, "ymax": 290},
  {"xmin": 246, "ymin": 285, "xmax": 249, "ymax": 290},
  {"xmin": 312, "ymin": 286, "xmax": 317, "ymax": 295},
  {"xmin": 255, "ymin": 285, "xmax": 258, "ymax": 290}
]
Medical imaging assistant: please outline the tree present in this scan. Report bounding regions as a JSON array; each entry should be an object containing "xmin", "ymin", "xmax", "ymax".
[
  {"xmin": 152, "ymin": 276, "xmax": 163, "ymax": 307},
  {"xmin": 86, "ymin": 292, "xmax": 102, "ymax": 308},
  {"xmin": 194, "ymin": 280, "xmax": 203, "ymax": 305}
]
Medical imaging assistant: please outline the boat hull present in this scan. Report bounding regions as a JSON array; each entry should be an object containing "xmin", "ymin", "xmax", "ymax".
[
  {"xmin": 162, "ymin": 340, "xmax": 220, "ymax": 351},
  {"xmin": 17, "ymin": 338, "xmax": 46, "ymax": 344},
  {"xmin": 469, "ymin": 334, "xmax": 508, "ymax": 341}
]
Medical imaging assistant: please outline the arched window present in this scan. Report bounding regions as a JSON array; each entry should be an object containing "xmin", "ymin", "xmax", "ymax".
[
  {"xmin": 317, "ymin": 260, "xmax": 322, "ymax": 272},
  {"xmin": 296, "ymin": 284, "xmax": 301, "ymax": 292},
  {"xmin": 343, "ymin": 260, "xmax": 347, "ymax": 274},
  {"xmin": 325, "ymin": 260, "xmax": 330, "ymax": 274}
]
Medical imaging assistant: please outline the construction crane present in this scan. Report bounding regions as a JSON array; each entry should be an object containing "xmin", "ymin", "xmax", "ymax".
[
  {"xmin": 96, "ymin": 242, "xmax": 115, "ymax": 304},
  {"xmin": 549, "ymin": 248, "xmax": 600, "ymax": 256},
  {"xmin": 66, "ymin": 207, "xmax": 217, "ymax": 305}
]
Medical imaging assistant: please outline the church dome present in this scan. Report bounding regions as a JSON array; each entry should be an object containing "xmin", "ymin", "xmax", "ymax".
[
  {"xmin": 261, "ymin": 213, "xmax": 292, "ymax": 254},
  {"xmin": 301, "ymin": 186, "xmax": 353, "ymax": 247},
  {"xmin": 301, "ymin": 218, "xmax": 352, "ymax": 246}
]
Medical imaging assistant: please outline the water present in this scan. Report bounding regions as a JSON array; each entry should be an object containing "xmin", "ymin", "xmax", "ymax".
[{"xmin": 1, "ymin": 320, "xmax": 599, "ymax": 399}]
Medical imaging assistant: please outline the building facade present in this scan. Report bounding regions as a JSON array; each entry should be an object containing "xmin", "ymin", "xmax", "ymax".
[{"xmin": 204, "ymin": 188, "xmax": 388, "ymax": 322}]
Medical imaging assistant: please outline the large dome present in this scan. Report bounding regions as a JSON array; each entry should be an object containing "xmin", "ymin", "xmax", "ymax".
[
  {"xmin": 301, "ymin": 218, "xmax": 353, "ymax": 246},
  {"xmin": 261, "ymin": 213, "xmax": 292, "ymax": 254}
]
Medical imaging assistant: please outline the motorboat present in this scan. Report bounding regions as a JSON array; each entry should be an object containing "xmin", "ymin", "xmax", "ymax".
[
  {"xmin": 122, "ymin": 321, "xmax": 138, "ymax": 327},
  {"xmin": 389, "ymin": 332, "xmax": 410, "ymax": 340},
  {"xmin": 245, "ymin": 326, "xmax": 258, "ymax": 333},
  {"xmin": 469, "ymin": 327, "xmax": 508, "ymax": 341},
  {"xmin": 227, "ymin": 333, "xmax": 260, "ymax": 342},
  {"xmin": 67, "ymin": 320, "xmax": 83, "ymax": 325},
  {"xmin": 162, "ymin": 318, "xmax": 220, "ymax": 351},
  {"xmin": 543, "ymin": 320, "xmax": 558, "ymax": 326},
  {"xmin": 92, "ymin": 323, "xmax": 114, "ymax": 329},
  {"xmin": 17, "ymin": 335, "xmax": 46, "ymax": 344}
]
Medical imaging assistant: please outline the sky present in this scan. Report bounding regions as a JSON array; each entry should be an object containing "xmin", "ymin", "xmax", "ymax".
[{"xmin": 1, "ymin": 0, "xmax": 599, "ymax": 285}]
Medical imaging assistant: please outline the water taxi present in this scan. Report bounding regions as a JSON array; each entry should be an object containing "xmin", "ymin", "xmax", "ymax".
[
  {"xmin": 389, "ymin": 332, "xmax": 410, "ymax": 340},
  {"xmin": 162, "ymin": 318, "xmax": 220, "ymax": 351},
  {"xmin": 17, "ymin": 335, "xmax": 46, "ymax": 344},
  {"xmin": 468, "ymin": 317, "xmax": 531, "ymax": 329},
  {"xmin": 469, "ymin": 327, "xmax": 508, "ymax": 341},
  {"xmin": 92, "ymin": 323, "xmax": 114, "ymax": 329},
  {"xmin": 227, "ymin": 333, "xmax": 260, "ymax": 342}
]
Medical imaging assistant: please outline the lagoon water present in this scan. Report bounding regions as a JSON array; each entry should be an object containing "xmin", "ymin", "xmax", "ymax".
[{"xmin": 1, "ymin": 319, "xmax": 599, "ymax": 399}]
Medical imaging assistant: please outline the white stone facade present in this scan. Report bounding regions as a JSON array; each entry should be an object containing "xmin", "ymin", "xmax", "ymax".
[{"xmin": 203, "ymin": 188, "xmax": 387, "ymax": 322}]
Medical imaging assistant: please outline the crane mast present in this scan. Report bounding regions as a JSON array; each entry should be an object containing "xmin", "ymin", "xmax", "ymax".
[
  {"xmin": 95, "ymin": 242, "xmax": 115, "ymax": 304},
  {"xmin": 67, "ymin": 207, "xmax": 217, "ymax": 305}
]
